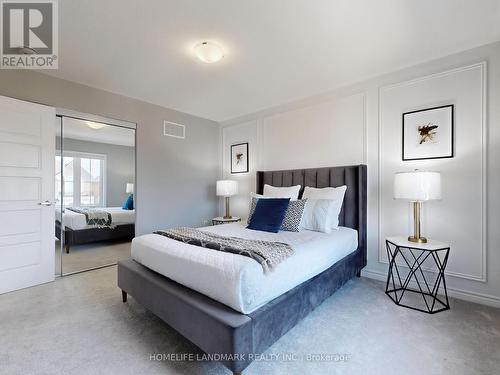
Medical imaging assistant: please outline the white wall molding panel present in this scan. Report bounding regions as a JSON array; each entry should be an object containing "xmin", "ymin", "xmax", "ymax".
[
  {"xmin": 262, "ymin": 93, "xmax": 367, "ymax": 171},
  {"xmin": 378, "ymin": 62, "xmax": 487, "ymax": 282},
  {"xmin": 221, "ymin": 93, "xmax": 367, "ymax": 220},
  {"xmin": 220, "ymin": 42, "xmax": 500, "ymax": 307}
]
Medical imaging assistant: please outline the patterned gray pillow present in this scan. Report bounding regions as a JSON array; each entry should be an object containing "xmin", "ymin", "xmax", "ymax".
[{"xmin": 248, "ymin": 197, "xmax": 307, "ymax": 232}]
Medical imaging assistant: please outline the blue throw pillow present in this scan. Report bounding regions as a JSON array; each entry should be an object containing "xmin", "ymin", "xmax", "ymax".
[
  {"xmin": 122, "ymin": 195, "xmax": 134, "ymax": 210},
  {"xmin": 246, "ymin": 198, "xmax": 290, "ymax": 233}
]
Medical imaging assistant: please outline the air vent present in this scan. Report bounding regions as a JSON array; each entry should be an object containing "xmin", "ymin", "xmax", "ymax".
[{"xmin": 163, "ymin": 120, "xmax": 185, "ymax": 139}]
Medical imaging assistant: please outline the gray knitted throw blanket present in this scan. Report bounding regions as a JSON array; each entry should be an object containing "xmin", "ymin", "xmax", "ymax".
[
  {"xmin": 66, "ymin": 207, "xmax": 115, "ymax": 228},
  {"xmin": 154, "ymin": 227, "xmax": 294, "ymax": 273}
]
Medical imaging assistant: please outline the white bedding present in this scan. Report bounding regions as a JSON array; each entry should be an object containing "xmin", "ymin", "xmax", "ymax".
[
  {"xmin": 56, "ymin": 207, "xmax": 135, "ymax": 230},
  {"xmin": 131, "ymin": 223, "xmax": 358, "ymax": 314}
]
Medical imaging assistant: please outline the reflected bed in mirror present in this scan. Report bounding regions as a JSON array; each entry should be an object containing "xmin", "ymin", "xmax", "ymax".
[{"xmin": 55, "ymin": 115, "xmax": 136, "ymax": 275}]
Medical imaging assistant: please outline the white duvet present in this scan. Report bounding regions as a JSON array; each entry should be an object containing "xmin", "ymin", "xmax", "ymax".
[
  {"xmin": 56, "ymin": 207, "xmax": 135, "ymax": 230},
  {"xmin": 131, "ymin": 223, "xmax": 358, "ymax": 314}
]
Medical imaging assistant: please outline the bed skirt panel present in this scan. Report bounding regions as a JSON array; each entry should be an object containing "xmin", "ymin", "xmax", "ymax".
[
  {"xmin": 56, "ymin": 221, "xmax": 135, "ymax": 247},
  {"xmin": 248, "ymin": 248, "xmax": 363, "ymax": 354}
]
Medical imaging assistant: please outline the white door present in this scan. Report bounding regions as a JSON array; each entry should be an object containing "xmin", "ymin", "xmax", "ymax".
[{"xmin": 0, "ymin": 95, "xmax": 55, "ymax": 294}]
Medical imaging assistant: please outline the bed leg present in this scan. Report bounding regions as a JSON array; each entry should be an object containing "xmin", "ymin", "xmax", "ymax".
[
  {"xmin": 64, "ymin": 243, "xmax": 70, "ymax": 254},
  {"xmin": 356, "ymin": 271, "xmax": 361, "ymax": 278},
  {"xmin": 122, "ymin": 290, "xmax": 127, "ymax": 303},
  {"xmin": 233, "ymin": 372, "xmax": 242, "ymax": 375}
]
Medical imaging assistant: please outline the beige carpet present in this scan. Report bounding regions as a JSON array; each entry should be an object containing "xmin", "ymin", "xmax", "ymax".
[
  {"xmin": 1, "ymin": 266, "xmax": 499, "ymax": 375},
  {"xmin": 55, "ymin": 240, "xmax": 131, "ymax": 274}
]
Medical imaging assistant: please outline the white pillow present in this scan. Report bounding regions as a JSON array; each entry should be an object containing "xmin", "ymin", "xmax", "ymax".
[
  {"xmin": 301, "ymin": 199, "xmax": 337, "ymax": 233},
  {"xmin": 302, "ymin": 186, "xmax": 347, "ymax": 229},
  {"xmin": 263, "ymin": 184, "xmax": 301, "ymax": 200},
  {"xmin": 248, "ymin": 192, "xmax": 273, "ymax": 203}
]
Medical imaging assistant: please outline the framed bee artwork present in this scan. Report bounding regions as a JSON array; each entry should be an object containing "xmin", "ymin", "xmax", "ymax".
[
  {"xmin": 230, "ymin": 142, "xmax": 249, "ymax": 174},
  {"xmin": 402, "ymin": 104, "xmax": 454, "ymax": 161}
]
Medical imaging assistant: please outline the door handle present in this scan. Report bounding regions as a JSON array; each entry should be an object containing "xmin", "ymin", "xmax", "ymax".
[{"xmin": 38, "ymin": 200, "xmax": 53, "ymax": 206}]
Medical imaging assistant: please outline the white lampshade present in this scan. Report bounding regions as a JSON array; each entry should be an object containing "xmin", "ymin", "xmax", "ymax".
[
  {"xmin": 126, "ymin": 183, "xmax": 134, "ymax": 194},
  {"xmin": 216, "ymin": 180, "xmax": 238, "ymax": 197},
  {"xmin": 394, "ymin": 171, "xmax": 441, "ymax": 202}
]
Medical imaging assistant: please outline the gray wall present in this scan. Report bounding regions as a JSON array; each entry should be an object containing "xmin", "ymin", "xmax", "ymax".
[
  {"xmin": 0, "ymin": 70, "xmax": 220, "ymax": 235},
  {"xmin": 220, "ymin": 41, "xmax": 500, "ymax": 308},
  {"xmin": 57, "ymin": 137, "xmax": 135, "ymax": 207}
]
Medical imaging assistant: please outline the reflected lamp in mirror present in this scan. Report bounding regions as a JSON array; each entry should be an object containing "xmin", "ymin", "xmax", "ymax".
[
  {"xmin": 216, "ymin": 180, "xmax": 238, "ymax": 219},
  {"xmin": 122, "ymin": 183, "xmax": 134, "ymax": 210},
  {"xmin": 394, "ymin": 170, "xmax": 441, "ymax": 243}
]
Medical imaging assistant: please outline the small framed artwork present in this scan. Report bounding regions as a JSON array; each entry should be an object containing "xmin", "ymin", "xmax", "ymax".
[
  {"xmin": 231, "ymin": 142, "xmax": 249, "ymax": 174},
  {"xmin": 402, "ymin": 104, "xmax": 454, "ymax": 161}
]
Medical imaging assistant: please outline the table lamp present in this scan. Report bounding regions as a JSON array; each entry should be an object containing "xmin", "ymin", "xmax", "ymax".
[
  {"xmin": 216, "ymin": 180, "xmax": 238, "ymax": 219},
  {"xmin": 394, "ymin": 170, "xmax": 441, "ymax": 243},
  {"xmin": 126, "ymin": 183, "xmax": 134, "ymax": 195}
]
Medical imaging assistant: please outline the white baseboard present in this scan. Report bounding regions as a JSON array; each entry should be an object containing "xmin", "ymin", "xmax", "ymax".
[{"xmin": 361, "ymin": 268, "xmax": 500, "ymax": 309}]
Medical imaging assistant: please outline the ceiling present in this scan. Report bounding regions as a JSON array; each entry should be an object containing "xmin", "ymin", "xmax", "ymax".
[
  {"xmin": 61, "ymin": 117, "xmax": 135, "ymax": 147},
  {"xmin": 46, "ymin": 0, "xmax": 500, "ymax": 122}
]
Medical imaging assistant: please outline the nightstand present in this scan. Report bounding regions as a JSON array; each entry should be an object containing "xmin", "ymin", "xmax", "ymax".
[
  {"xmin": 212, "ymin": 217, "xmax": 241, "ymax": 225},
  {"xmin": 385, "ymin": 237, "xmax": 450, "ymax": 314}
]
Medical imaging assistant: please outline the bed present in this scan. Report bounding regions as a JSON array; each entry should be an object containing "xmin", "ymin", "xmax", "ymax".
[
  {"xmin": 118, "ymin": 165, "xmax": 366, "ymax": 374},
  {"xmin": 56, "ymin": 207, "xmax": 135, "ymax": 253}
]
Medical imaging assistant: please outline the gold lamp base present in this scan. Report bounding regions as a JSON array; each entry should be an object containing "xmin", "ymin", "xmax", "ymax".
[
  {"xmin": 408, "ymin": 201, "xmax": 428, "ymax": 243},
  {"xmin": 408, "ymin": 236, "xmax": 427, "ymax": 243},
  {"xmin": 223, "ymin": 196, "xmax": 232, "ymax": 219}
]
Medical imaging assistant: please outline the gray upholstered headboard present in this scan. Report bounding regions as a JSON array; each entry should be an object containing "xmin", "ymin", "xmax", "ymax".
[{"xmin": 256, "ymin": 165, "xmax": 367, "ymax": 264}]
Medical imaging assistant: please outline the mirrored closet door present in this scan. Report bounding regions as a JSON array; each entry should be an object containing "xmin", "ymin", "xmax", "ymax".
[{"xmin": 55, "ymin": 114, "xmax": 136, "ymax": 275}]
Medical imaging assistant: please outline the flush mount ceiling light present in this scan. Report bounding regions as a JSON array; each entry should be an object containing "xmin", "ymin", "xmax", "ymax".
[
  {"xmin": 86, "ymin": 121, "xmax": 105, "ymax": 130},
  {"xmin": 194, "ymin": 41, "xmax": 224, "ymax": 63}
]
